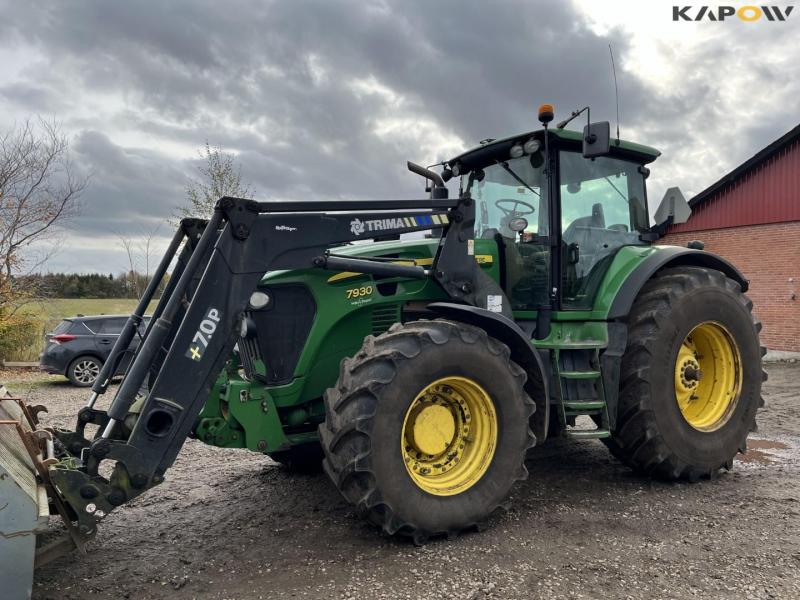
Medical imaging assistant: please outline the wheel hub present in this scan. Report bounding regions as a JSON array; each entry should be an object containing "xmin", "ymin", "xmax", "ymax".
[
  {"xmin": 408, "ymin": 404, "xmax": 456, "ymax": 456},
  {"xmin": 673, "ymin": 322, "xmax": 742, "ymax": 431},
  {"xmin": 677, "ymin": 355, "xmax": 702, "ymax": 391},
  {"xmin": 401, "ymin": 376, "xmax": 497, "ymax": 496},
  {"xmin": 75, "ymin": 360, "xmax": 99, "ymax": 383}
]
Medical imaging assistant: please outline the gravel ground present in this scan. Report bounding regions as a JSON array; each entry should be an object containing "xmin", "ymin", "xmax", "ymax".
[{"xmin": 4, "ymin": 363, "xmax": 799, "ymax": 599}]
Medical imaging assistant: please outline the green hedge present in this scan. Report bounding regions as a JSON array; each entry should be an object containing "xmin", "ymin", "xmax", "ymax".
[{"xmin": 0, "ymin": 312, "xmax": 41, "ymax": 363}]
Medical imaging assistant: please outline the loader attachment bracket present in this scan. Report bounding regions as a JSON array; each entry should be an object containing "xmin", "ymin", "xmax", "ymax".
[{"xmin": 1, "ymin": 390, "xmax": 94, "ymax": 597}]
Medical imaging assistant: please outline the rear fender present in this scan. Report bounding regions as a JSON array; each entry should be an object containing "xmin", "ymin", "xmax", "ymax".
[
  {"xmin": 608, "ymin": 248, "xmax": 748, "ymax": 320},
  {"xmin": 427, "ymin": 302, "xmax": 550, "ymax": 443}
]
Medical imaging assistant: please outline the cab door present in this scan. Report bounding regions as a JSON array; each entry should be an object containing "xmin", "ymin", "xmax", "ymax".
[
  {"xmin": 558, "ymin": 151, "xmax": 649, "ymax": 310},
  {"xmin": 468, "ymin": 154, "xmax": 551, "ymax": 312}
]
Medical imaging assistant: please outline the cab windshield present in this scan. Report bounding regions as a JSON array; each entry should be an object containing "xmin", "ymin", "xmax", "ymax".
[
  {"xmin": 464, "ymin": 156, "xmax": 548, "ymax": 240},
  {"xmin": 462, "ymin": 155, "xmax": 550, "ymax": 310}
]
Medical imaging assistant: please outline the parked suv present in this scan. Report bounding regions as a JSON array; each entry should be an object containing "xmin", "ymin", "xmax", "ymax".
[{"xmin": 39, "ymin": 315, "xmax": 149, "ymax": 387}]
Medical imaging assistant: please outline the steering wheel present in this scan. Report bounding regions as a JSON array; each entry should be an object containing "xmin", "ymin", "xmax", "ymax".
[{"xmin": 495, "ymin": 198, "xmax": 535, "ymax": 217}]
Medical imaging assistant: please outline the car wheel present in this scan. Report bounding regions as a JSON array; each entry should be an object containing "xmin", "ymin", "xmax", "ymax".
[{"xmin": 67, "ymin": 355, "xmax": 103, "ymax": 387}]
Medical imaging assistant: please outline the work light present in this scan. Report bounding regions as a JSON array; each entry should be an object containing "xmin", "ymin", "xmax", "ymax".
[
  {"xmin": 523, "ymin": 138, "xmax": 540, "ymax": 154},
  {"xmin": 249, "ymin": 290, "xmax": 271, "ymax": 310}
]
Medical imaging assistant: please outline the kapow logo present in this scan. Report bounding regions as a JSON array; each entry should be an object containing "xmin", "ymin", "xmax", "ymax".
[{"xmin": 673, "ymin": 5, "xmax": 794, "ymax": 21}]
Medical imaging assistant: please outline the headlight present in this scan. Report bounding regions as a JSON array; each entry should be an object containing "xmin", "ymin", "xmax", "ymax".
[
  {"xmin": 249, "ymin": 290, "xmax": 271, "ymax": 310},
  {"xmin": 509, "ymin": 143, "xmax": 524, "ymax": 159}
]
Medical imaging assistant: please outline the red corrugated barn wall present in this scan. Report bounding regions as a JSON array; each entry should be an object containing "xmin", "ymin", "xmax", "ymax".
[{"xmin": 662, "ymin": 126, "xmax": 800, "ymax": 352}]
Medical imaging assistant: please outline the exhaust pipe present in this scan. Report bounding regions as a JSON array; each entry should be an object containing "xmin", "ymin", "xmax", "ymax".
[{"xmin": 407, "ymin": 161, "xmax": 448, "ymax": 199}]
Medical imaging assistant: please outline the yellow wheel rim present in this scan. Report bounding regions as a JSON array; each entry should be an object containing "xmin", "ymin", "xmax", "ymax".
[
  {"xmin": 674, "ymin": 321, "xmax": 742, "ymax": 431},
  {"xmin": 401, "ymin": 376, "xmax": 497, "ymax": 496}
]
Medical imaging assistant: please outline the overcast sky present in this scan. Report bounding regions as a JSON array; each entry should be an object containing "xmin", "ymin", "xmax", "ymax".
[{"xmin": 1, "ymin": 0, "xmax": 797, "ymax": 273}]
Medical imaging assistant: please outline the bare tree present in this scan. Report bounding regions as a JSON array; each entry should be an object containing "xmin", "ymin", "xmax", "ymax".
[
  {"xmin": 176, "ymin": 142, "xmax": 253, "ymax": 220},
  {"xmin": 118, "ymin": 234, "xmax": 141, "ymax": 299},
  {"xmin": 116, "ymin": 224, "xmax": 161, "ymax": 299},
  {"xmin": 0, "ymin": 118, "xmax": 86, "ymax": 313}
]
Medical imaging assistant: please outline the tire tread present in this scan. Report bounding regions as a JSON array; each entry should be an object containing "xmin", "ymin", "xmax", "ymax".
[
  {"xmin": 605, "ymin": 266, "xmax": 765, "ymax": 480},
  {"xmin": 321, "ymin": 319, "xmax": 536, "ymax": 540}
]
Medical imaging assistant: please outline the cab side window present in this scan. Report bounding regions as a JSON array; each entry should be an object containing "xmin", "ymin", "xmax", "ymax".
[{"xmin": 559, "ymin": 152, "xmax": 648, "ymax": 309}]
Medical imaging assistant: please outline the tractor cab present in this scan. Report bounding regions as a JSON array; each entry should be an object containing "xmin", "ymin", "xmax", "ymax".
[{"xmin": 445, "ymin": 112, "xmax": 660, "ymax": 313}]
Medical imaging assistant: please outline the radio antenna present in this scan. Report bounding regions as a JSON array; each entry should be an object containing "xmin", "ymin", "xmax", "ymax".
[{"xmin": 609, "ymin": 43, "xmax": 620, "ymax": 142}]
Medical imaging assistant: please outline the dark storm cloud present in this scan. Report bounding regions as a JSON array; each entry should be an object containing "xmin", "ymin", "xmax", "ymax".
[
  {"xmin": 0, "ymin": 82, "xmax": 63, "ymax": 113},
  {"xmin": 628, "ymin": 20, "xmax": 799, "ymax": 200},
  {"xmin": 70, "ymin": 130, "xmax": 187, "ymax": 235},
  {"xmin": 0, "ymin": 0, "xmax": 796, "ymax": 270},
  {"xmin": 2, "ymin": 1, "xmax": 647, "ymax": 198}
]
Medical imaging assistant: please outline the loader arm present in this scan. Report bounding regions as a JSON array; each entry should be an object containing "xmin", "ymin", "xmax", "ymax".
[{"xmin": 47, "ymin": 193, "xmax": 509, "ymax": 537}]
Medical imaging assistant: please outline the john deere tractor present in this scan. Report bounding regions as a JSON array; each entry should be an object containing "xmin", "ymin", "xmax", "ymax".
[{"xmin": 1, "ymin": 105, "xmax": 763, "ymax": 593}]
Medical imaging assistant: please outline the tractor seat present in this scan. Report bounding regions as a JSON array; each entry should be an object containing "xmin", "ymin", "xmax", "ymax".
[
  {"xmin": 564, "ymin": 203, "xmax": 606, "ymax": 238},
  {"xmin": 562, "ymin": 203, "xmax": 607, "ymax": 282}
]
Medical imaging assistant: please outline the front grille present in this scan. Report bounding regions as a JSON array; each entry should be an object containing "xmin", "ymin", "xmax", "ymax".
[
  {"xmin": 238, "ymin": 285, "xmax": 316, "ymax": 385},
  {"xmin": 372, "ymin": 304, "xmax": 400, "ymax": 335},
  {"xmin": 238, "ymin": 329, "xmax": 262, "ymax": 379}
]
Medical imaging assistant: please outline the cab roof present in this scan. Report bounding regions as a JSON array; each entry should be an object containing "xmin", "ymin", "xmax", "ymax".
[{"xmin": 447, "ymin": 127, "xmax": 661, "ymax": 174}]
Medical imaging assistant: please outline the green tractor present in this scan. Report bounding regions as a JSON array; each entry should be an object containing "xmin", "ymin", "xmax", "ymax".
[
  {"xmin": 190, "ymin": 106, "xmax": 763, "ymax": 538},
  {"xmin": 1, "ymin": 105, "xmax": 764, "ymax": 593}
]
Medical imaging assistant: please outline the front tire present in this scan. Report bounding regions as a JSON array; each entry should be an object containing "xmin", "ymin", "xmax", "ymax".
[
  {"xmin": 320, "ymin": 320, "xmax": 535, "ymax": 542},
  {"xmin": 607, "ymin": 267, "xmax": 764, "ymax": 480},
  {"xmin": 67, "ymin": 355, "xmax": 102, "ymax": 387}
]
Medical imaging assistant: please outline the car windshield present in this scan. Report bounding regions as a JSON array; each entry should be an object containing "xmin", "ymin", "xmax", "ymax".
[{"xmin": 462, "ymin": 156, "xmax": 548, "ymax": 240}]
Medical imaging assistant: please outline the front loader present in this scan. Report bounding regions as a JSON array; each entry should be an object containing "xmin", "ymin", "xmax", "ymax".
[{"xmin": 1, "ymin": 105, "xmax": 764, "ymax": 596}]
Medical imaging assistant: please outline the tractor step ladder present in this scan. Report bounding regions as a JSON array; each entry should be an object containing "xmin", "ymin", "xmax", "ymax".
[{"xmin": 552, "ymin": 347, "xmax": 611, "ymax": 439}]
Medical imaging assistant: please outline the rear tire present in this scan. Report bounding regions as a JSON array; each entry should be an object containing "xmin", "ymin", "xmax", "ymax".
[
  {"xmin": 320, "ymin": 319, "xmax": 535, "ymax": 542},
  {"xmin": 606, "ymin": 267, "xmax": 765, "ymax": 480},
  {"xmin": 67, "ymin": 355, "xmax": 102, "ymax": 387}
]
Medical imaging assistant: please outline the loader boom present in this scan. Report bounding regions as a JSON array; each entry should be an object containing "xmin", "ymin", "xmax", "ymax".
[{"xmin": 49, "ymin": 192, "xmax": 508, "ymax": 537}]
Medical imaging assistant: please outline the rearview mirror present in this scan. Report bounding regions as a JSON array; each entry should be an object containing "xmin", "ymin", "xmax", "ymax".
[
  {"xmin": 582, "ymin": 121, "xmax": 611, "ymax": 158},
  {"xmin": 653, "ymin": 186, "xmax": 692, "ymax": 225}
]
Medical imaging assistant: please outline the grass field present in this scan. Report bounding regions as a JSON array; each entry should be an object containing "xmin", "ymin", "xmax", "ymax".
[{"xmin": 9, "ymin": 298, "xmax": 156, "ymax": 362}]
